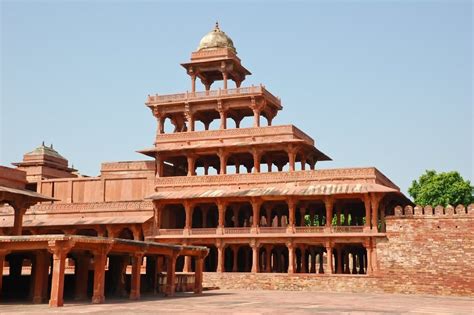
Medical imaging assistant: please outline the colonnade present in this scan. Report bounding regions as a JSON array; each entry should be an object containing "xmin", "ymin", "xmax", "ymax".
[
  {"xmin": 158, "ymin": 194, "xmax": 386, "ymax": 232},
  {"xmin": 155, "ymin": 146, "xmax": 317, "ymax": 177},
  {"xmin": 199, "ymin": 241, "xmax": 375, "ymax": 275}
]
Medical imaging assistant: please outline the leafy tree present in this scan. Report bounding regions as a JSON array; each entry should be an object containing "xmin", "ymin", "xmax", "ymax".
[{"xmin": 408, "ymin": 170, "xmax": 474, "ymax": 206}]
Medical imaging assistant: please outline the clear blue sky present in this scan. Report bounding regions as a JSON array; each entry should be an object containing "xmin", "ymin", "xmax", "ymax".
[{"xmin": 1, "ymin": 1, "xmax": 472, "ymax": 195}]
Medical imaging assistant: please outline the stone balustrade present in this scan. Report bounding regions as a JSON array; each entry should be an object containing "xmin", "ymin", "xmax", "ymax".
[
  {"xmin": 155, "ymin": 167, "xmax": 398, "ymax": 190},
  {"xmin": 146, "ymin": 85, "xmax": 281, "ymax": 107}
]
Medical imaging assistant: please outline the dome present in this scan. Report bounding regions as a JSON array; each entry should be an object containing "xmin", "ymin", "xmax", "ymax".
[{"xmin": 197, "ymin": 22, "xmax": 237, "ymax": 54}]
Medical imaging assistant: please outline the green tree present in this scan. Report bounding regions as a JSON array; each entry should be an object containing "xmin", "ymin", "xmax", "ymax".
[{"xmin": 408, "ymin": 170, "xmax": 474, "ymax": 206}]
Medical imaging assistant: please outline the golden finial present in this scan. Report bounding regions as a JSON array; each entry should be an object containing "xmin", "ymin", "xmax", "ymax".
[{"xmin": 215, "ymin": 21, "xmax": 220, "ymax": 31}]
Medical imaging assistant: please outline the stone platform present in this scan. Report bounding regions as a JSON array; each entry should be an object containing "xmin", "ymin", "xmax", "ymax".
[{"xmin": 0, "ymin": 289, "xmax": 472, "ymax": 314}]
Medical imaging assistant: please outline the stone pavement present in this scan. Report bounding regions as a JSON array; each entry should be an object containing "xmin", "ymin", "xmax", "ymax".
[{"xmin": 0, "ymin": 289, "xmax": 472, "ymax": 314}]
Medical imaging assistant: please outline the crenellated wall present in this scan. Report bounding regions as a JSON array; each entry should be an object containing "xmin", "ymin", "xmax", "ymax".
[
  {"xmin": 376, "ymin": 204, "xmax": 474, "ymax": 296},
  {"xmin": 203, "ymin": 204, "xmax": 474, "ymax": 297}
]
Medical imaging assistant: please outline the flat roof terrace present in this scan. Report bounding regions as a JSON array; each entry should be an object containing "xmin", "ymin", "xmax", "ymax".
[{"xmin": 139, "ymin": 125, "xmax": 319, "ymax": 153}]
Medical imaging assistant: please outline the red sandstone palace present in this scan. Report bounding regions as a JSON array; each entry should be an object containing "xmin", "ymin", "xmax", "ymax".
[{"xmin": 2, "ymin": 23, "xmax": 472, "ymax": 305}]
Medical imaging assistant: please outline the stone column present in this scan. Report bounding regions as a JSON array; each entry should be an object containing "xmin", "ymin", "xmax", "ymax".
[
  {"xmin": 155, "ymin": 155, "xmax": 164, "ymax": 178},
  {"xmin": 191, "ymin": 74, "xmax": 196, "ymax": 93},
  {"xmin": 12, "ymin": 206, "xmax": 27, "ymax": 236},
  {"xmin": 358, "ymin": 251, "xmax": 365, "ymax": 274},
  {"xmin": 48, "ymin": 241, "xmax": 73, "ymax": 307},
  {"xmin": 288, "ymin": 199, "xmax": 296, "ymax": 231},
  {"xmin": 218, "ymin": 150, "xmax": 228, "ymax": 175},
  {"xmin": 217, "ymin": 201, "xmax": 227, "ymax": 231},
  {"xmin": 251, "ymin": 199, "xmax": 261, "ymax": 229},
  {"xmin": 336, "ymin": 247, "xmax": 343, "ymax": 274},
  {"xmin": 252, "ymin": 149, "xmax": 261, "ymax": 173},
  {"xmin": 30, "ymin": 251, "xmax": 47, "ymax": 303},
  {"xmin": 183, "ymin": 256, "xmax": 192, "ymax": 273},
  {"xmin": 216, "ymin": 241, "xmax": 225, "ymax": 273},
  {"xmin": 74, "ymin": 254, "xmax": 90, "ymax": 301},
  {"xmin": 370, "ymin": 193, "xmax": 382, "ymax": 231},
  {"xmin": 201, "ymin": 206, "xmax": 209, "ymax": 228},
  {"xmin": 187, "ymin": 155, "xmax": 196, "ymax": 176},
  {"xmin": 184, "ymin": 201, "xmax": 194, "ymax": 233},
  {"xmin": 300, "ymin": 246, "xmax": 307, "ymax": 273},
  {"xmin": 287, "ymin": 149, "xmax": 296, "ymax": 172},
  {"xmin": 352, "ymin": 252, "xmax": 358, "ymax": 274},
  {"xmin": 165, "ymin": 254, "xmax": 177, "ymax": 296},
  {"xmin": 222, "ymin": 71, "xmax": 228, "ymax": 90},
  {"xmin": 265, "ymin": 246, "xmax": 272, "ymax": 273},
  {"xmin": 218, "ymin": 109, "xmax": 227, "ymax": 130},
  {"xmin": 325, "ymin": 197, "xmax": 334, "ymax": 228},
  {"xmin": 250, "ymin": 240, "xmax": 259, "ymax": 273},
  {"xmin": 194, "ymin": 257, "xmax": 204, "ymax": 294},
  {"xmin": 309, "ymin": 249, "xmax": 316, "ymax": 273},
  {"xmin": 363, "ymin": 194, "xmax": 371, "ymax": 230},
  {"xmin": 319, "ymin": 252, "xmax": 325, "ymax": 274},
  {"xmin": 344, "ymin": 250, "xmax": 350, "ymax": 274},
  {"xmin": 287, "ymin": 242, "xmax": 295, "ymax": 274},
  {"xmin": 232, "ymin": 246, "xmax": 239, "ymax": 272},
  {"xmin": 130, "ymin": 253, "xmax": 144, "ymax": 300},
  {"xmin": 92, "ymin": 247, "xmax": 109, "ymax": 304},
  {"xmin": 325, "ymin": 245, "xmax": 333, "ymax": 274}
]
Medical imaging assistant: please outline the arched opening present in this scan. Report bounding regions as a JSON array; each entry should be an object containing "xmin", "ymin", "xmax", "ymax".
[{"xmin": 161, "ymin": 204, "xmax": 185, "ymax": 229}]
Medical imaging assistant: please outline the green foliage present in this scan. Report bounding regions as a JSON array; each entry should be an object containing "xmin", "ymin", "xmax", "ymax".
[{"xmin": 408, "ymin": 170, "xmax": 474, "ymax": 206}]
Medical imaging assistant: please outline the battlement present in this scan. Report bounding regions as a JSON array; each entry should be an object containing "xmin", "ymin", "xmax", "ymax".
[{"xmin": 391, "ymin": 204, "xmax": 474, "ymax": 217}]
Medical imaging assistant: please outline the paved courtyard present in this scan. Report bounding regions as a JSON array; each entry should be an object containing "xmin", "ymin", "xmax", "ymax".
[{"xmin": 0, "ymin": 289, "xmax": 472, "ymax": 314}]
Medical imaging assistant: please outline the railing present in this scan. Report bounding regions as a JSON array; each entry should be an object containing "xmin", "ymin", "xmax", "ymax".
[
  {"xmin": 331, "ymin": 226, "xmax": 364, "ymax": 233},
  {"xmin": 159, "ymin": 229, "xmax": 184, "ymax": 236},
  {"xmin": 155, "ymin": 226, "xmax": 367, "ymax": 236},
  {"xmin": 190, "ymin": 228, "xmax": 217, "ymax": 235},
  {"xmin": 295, "ymin": 226, "xmax": 325, "ymax": 233},
  {"xmin": 146, "ymin": 85, "xmax": 281, "ymax": 106},
  {"xmin": 154, "ymin": 124, "xmax": 314, "ymax": 146},
  {"xmin": 258, "ymin": 227, "xmax": 287, "ymax": 234},
  {"xmin": 155, "ymin": 168, "xmax": 382, "ymax": 189},
  {"xmin": 223, "ymin": 227, "xmax": 251, "ymax": 234}
]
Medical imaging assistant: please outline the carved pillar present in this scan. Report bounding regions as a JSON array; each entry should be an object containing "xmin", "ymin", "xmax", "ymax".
[
  {"xmin": 165, "ymin": 254, "xmax": 177, "ymax": 296},
  {"xmin": 325, "ymin": 244, "xmax": 333, "ymax": 274},
  {"xmin": 309, "ymin": 249, "xmax": 316, "ymax": 273},
  {"xmin": 216, "ymin": 240, "xmax": 225, "ymax": 273},
  {"xmin": 130, "ymin": 253, "xmax": 144, "ymax": 300},
  {"xmin": 217, "ymin": 200, "xmax": 227, "ymax": 229},
  {"xmin": 155, "ymin": 154, "xmax": 164, "ymax": 178},
  {"xmin": 251, "ymin": 198, "xmax": 261, "ymax": 228},
  {"xmin": 324, "ymin": 197, "xmax": 334, "ymax": 228},
  {"xmin": 250, "ymin": 240, "xmax": 259, "ymax": 273},
  {"xmin": 232, "ymin": 245, "xmax": 239, "ymax": 272},
  {"xmin": 194, "ymin": 256, "xmax": 204, "ymax": 294},
  {"xmin": 191, "ymin": 74, "xmax": 196, "ymax": 93},
  {"xmin": 287, "ymin": 198, "xmax": 296, "ymax": 231},
  {"xmin": 252, "ymin": 149, "xmax": 261, "ymax": 173},
  {"xmin": 358, "ymin": 251, "xmax": 365, "ymax": 274},
  {"xmin": 91, "ymin": 246, "xmax": 109, "ymax": 304},
  {"xmin": 300, "ymin": 246, "xmax": 307, "ymax": 273},
  {"xmin": 344, "ymin": 250, "xmax": 350, "ymax": 274},
  {"xmin": 201, "ymin": 206, "xmax": 209, "ymax": 228},
  {"xmin": 12, "ymin": 205, "xmax": 27, "ymax": 236},
  {"xmin": 74, "ymin": 253, "xmax": 90, "ymax": 301},
  {"xmin": 218, "ymin": 150, "xmax": 228, "ymax": 175},
  {"xmin": 187, "ymin": 155, "xmax": 196, "ymax": 176},
  {"xmin": 363, "ymin": 194, "xmax": 371, "ymax": 230},
  {"xmin": 222, "ymin": 71, "xmax": 228, "ymax": 90},
  {"xmin": 48, "ymin": 241, "xmax": 73, "ymax": 307},
  {"xmin": 287, "ymin": 149, "xmax": 296, "ymax": 172},
  {"xmin": 319, "ymin": 251, "xmax": 325, "ymax": 274},
  {"xmin": 265, "ymin": 246, "xmax": 272, "ymax": 273},
  {"xmin": 352, "ymin": 251, "xmax": 358, "ymax": 274},
  {"xmin": 370, "ymin": 193, "xmax": 382, "ymax": 231},
  {"xmin": 299, "ymin": 207, "xmax": 306, "ymax": 226},
  {"xmin": 184, "ymin": 201, "xmax": 194, "ymax": 232},
  {"xmin": 218, "ymin": 109, "xmax": 227, "ymax": 130},
  {"xmin": 183, "ymin": 255, "xmax": 192, "ymax": 273},
  {"xmin": 287, "ymin": 242, "xmax": 295, "ymax": 274}
]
